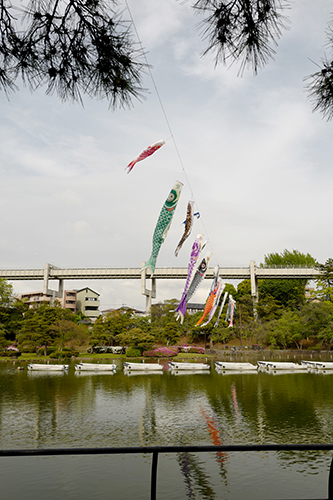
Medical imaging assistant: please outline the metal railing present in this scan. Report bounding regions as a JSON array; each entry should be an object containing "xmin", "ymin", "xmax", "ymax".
[{"xmin": 1, "ymin": 444, "xmax": 333, "ymax": 500}]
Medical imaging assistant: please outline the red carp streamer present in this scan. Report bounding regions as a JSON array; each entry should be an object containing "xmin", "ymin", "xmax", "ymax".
[{"xmin": 125, "ymin": 140, "xmax": 165, "ymax": 173}]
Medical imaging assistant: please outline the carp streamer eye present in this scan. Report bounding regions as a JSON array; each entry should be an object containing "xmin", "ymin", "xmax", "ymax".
[
  {"xmin": 166, "ymin": 189, "xmax": 178, "ymax": 208},
  {"xmin": 200, "ymin": 262, "xmax": 207, "ymax": 272}
]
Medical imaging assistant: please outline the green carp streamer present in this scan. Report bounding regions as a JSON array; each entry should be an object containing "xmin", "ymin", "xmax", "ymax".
[{"xmin": 142, "ymin": 180, "xmax": 183, "ymax": 275}]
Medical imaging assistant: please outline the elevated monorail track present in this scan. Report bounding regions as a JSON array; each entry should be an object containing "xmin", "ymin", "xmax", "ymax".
[{"xmin": 0, "ymin": 262, "xmax": 321, "ymax": 311}]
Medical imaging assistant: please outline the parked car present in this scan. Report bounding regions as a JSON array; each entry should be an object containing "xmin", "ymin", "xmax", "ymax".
[{"xmin": 87, "ymin": 346, "xmax": 126, "ymax": 354}]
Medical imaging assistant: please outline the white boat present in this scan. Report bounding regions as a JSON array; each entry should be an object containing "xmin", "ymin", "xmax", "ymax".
[
  {"xmin": 124, "ymin": 370, "xmax": 163, "ymax": 376},
  {"xmin": 257, "ymin": 361, "xmax": 303, "ymax": 370},
  {"xmin": 215, "ymin": 361, "xmax": 257, "ymax": 371},
  {"xmin": 75, "ymin": 362, "xmax": 116, "ymax": 372},
  {"xmin": 168, "ymin": 362, "xmax": 210, "ymax": 371},
  {"xmin": 27, "ymin": 363, "xmax": 69, "ymax": 371},
  {"xmin": 123, "ymin": 362, "xmax": 163, "ymax": 371},
  {"xmin": 170, "ymin": 369, "xmax": 210, "ymax": 376},
  {"xmin": 264, "ymin": 369, "xmax": 307, "ymax": 375},
  {"xmin": 313, "ymin": 362, "xmax": 333, "ymax": 370},
  {"xmin": 215, "ymin": 369, "xmax": 258, "ymax": 375}
]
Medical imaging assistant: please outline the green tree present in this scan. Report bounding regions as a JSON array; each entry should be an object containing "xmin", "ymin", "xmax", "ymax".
[
  {"xmin": 259, "ymin": 249, "xmax": 317, "ymax": 309},
  {"xmin": 90, "ymin": 309, "xmax": 132, "ymax": 346},
  {"xmin": 17, "ymin": 302, "xmax": 76, "ymax": 354},
  {"xmin": 0, "ymin": 325, "xmax": 9, "ymax": 349},
  {"xmin": 237, "ymin": 279, "xmax": 252, "ymax": 299},
  {"xmin": 210, "ymin": 325, "xmax": 232, "ymax": 345},
  {"xmin": 0, "ymin": 0, "xmax": 144, "ymax": 107},
  {"xmin": 318, "ymin": 323, "xmax": 333, "ymax": 350},
  {"xmin": 0, "ymin": 281, "xmax": 28, "ymax": 341},
  {"xmin": 193, "ymin": 1, "xmax": 333, "ymax": 120},
  {"xmin": 300, "ymin": 301, "xmax": 333, "ymax": 341},
  {"xmin": 256, "ymin": 293, "xmax": 283, "ymax": 321},
  {"xmin": 267, "ymin": 310, "xmax": 303, "ymax": 349},
  {"xmin": 150, "ymin": 299, "xmax": 179, "ymax": 327},
  {"xmin": 163, "ymin": 322, "xmax": 180, "ymax": 345},
  {"xmin": 115, "ymin": 327, "xmax": 156, "ymax": 352},
  {"xmin": 1, "ymin": 298, "xmax": 29, "ymax": 341},
  {"xmin": 190, "ymin": 321, "xmax": 214, "ymax": 347},
  {"xmin": 50, "ymin": 319, "xmax": 89, "ymax": 350},
  {"xmin": 0, "ymin": 278, "xmax": 14, "ymax": 308},
  {"xmin": 316, "ymin": 258, "xmax": 333, "ymax": 301},
  {"xmin": 2, "ymin": 2, "xmax": 332, "ymax": 119},
  {"xmin": 223, "ymin": 283, "xmax": 237, "ymax": 299}
]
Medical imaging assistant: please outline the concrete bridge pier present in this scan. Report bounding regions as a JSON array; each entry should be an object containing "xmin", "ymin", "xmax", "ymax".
[
  {"xmin": 141, "ymin": 263, "xmax": 156, "ymax": 314},
  {"xmin": 250, "ymin": 260, "xmax": 259, "ymax": 320},
  {"xmin": 43, "ymin": 263, "xmax": 63, "ymax": 301}
]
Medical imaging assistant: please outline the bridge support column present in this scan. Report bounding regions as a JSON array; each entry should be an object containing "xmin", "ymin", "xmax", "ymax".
[
  {"xmin": 43, "ymin": 263, "xmax": 63, "ymax": 299},
  {"xmin": 43, "ymin": 263, "xmax": 50, "ymax": 295},
  {"xmin": 250, "ymin": 260, "xmax": 258, "ymax": 320},
  {"xmin": 141, "ymin": 263, "xmax": 156, "ymax": 314}
]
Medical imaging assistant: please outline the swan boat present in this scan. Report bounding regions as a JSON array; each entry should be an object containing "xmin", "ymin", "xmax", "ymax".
[
  {"xmin": 215, "ymin": 361, "xmax": 257, "ymax": 371},
  {"xmin": 75, "ymin": 362, "xmax": 117, "ymax": 372},
  {"xmin": 168, "ymin": 362, "xmax": 210, "ymax": 371},
  {"xmin": 123, "ymin": 362, "xmax": 163, "ymax": 371},
  {"xmin": 27, "ymin": 363, "xmax": 69, "ymax": 371}
]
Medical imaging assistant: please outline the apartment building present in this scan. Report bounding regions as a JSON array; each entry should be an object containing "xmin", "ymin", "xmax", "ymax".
[
  {"xmin": 20, "ymin": 290, "xmax": 77, "ymax": 313},
  {"xmin": 75, "ymin": 287, "xmax": 100, "ymax": 322}
]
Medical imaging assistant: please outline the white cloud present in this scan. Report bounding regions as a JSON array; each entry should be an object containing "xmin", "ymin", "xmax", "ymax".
[{"xmin": 1, "ymin": 0, "xmax": 333, "ymax": 311}]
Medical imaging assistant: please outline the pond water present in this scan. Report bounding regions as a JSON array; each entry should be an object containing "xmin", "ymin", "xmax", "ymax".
[{"xmin": 1, "ymin": 355, "xmax": 333, "ymax": 500}]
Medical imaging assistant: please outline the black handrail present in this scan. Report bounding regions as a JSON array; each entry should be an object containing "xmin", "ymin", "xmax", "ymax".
[{"xmin": 1, "ymin": 444, "xmax": 333, "ymax": 500}]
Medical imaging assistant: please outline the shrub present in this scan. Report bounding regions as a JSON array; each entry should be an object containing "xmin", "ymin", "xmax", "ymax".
[
  {"xmin": 37, "ymin": 346, "xmax": 56, "ymax": 356},
  {"xmin": 20, "ymin": 346, "xmax": 35, "ymax": 354},
  {"xmin": 143, "ymin": 346, "xmax": 179, "ymax": 358},
  {"xmin": 49, "ymin": 351, "xmax": 60, "ymax": 359},
  {"xmin": 126, "ymin": 347, "xmax": 142, "ymax": 357},
  {"xmin": 3, "ymin": 349, "xmax": 21, "ymax": 357},
  {"xmin": 49, "ymin": 348, "xmax": 79, "ymax": 359}
]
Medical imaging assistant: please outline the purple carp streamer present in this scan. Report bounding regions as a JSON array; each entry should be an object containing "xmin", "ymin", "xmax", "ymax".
[
  {"xmin": 214, "ymin": 291, "xmax": 228, "ymax": 327},
  {"xmin": 175, "ymin": 200, "xmax": 194, "ymax": 257},
  {"xmin": 142, "ymin": 180, "xmax": 183, "ymax": 275},
  {"xmin": 225, "ymin": 295, "xmax": 236, "ymax": 327},
  {"xmin": 186, "ymin": 251, "xmax": 212, "ymax": 303},
  {"xmin": 200, "ymin": 279, "xmax": 224, "ymax": 327},
  {"xmin": 175, "ymin": 234, "xmax": 204, "ymax": 324},
  {"xmin": 125, "ymin": 140, "xmax": 165, "ymax": 173}
]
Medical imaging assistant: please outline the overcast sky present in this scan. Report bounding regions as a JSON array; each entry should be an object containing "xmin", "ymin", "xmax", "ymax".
[{"xmin": 1, "ymin": 0, "xmax": 333, "ymax": 311}]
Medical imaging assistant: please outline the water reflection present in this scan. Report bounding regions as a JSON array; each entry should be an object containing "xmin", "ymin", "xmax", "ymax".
[
  {"xmin": 178, "ymin": 452, "xmax": 217, "ymax": 500},
  {"xmin": 1, "ymin": 360, "xmax": 333, "ymax": 499},
  {"xmin": 2, "ymin": 362, "xmax": 333, "ymax": 447}
]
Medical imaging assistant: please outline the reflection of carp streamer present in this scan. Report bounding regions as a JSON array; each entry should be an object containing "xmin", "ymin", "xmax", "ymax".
[
  {"xmin": 231, "ymin": 383, "xmax": 240, "ymax": 420},
  {"xmin": 200, "ymin": 408, "xmax": 227, "ymax": 464},
  {"xmin": 177, "ymin": 452, "xmax": 197, "ymax": 500}
]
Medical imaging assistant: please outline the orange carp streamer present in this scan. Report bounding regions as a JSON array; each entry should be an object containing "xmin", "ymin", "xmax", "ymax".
[{"xmin": 195, "ymin": 276, "xmax": 221, "ymax": 327}]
